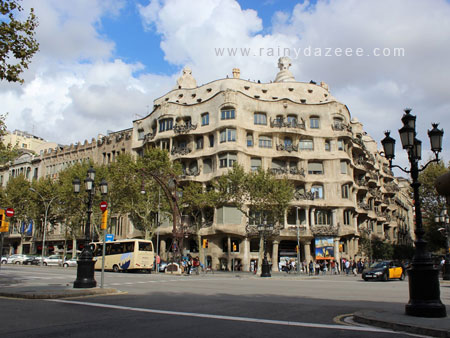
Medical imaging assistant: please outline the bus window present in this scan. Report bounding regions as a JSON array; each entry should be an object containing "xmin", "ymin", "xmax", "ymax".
[
  {"xmin": 125, "ymin": 242, "xmax": 135, "ymax": 253},
  {"xmin": 139, "ymin": 241, "xmax": 153, "ymax": 252},
  {"xmin": 110, "ymin": 243, "xmax": 123, "ymax": 255},
  {"xmin": 95, "ymin": 244, "xmax": 103, "ymax": 257}
]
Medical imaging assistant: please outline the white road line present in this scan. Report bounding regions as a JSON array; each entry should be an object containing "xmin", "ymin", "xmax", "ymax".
[{"xmin": 48, "ymin": 299, "xmax": 398, "ymax": 334}]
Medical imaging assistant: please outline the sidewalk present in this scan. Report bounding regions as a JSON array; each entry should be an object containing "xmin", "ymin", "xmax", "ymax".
[{"xmin": 0, "ymin": 284, "xmax": 120, "ymax": 299}]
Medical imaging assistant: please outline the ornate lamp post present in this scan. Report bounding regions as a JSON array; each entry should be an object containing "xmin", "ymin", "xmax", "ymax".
[
  {"xmin": 257, "ymin": 219, "xmax": 273, "ymax": 277},
  {"xmin": 435, "ymin": 207, "xmax": 450, "ymax": 280},
  {"xmin": 73, "ymin": 167, "xmax": 108, "ymax": 288},
  {"xmin": 381, "ymin": 108, "xmax": 446, "ymax": 317}
]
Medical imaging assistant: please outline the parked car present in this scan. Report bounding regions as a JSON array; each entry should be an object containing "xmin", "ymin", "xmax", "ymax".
[
  {"xmin": 1, "ymin": 256, "xmax": 7, "ymax": 264},
  {"xmin": 5, "ymin": 254, "xmax": 30, "ymax": 264},
  {"xmin": 43, "ymin": 255, "xmax": 64, "ymax": 266},
  {"xmin": 362, "ymin": 261, "xmax": 405, "ymax": 281},
  {"xmin": 22, "ymin": 256, "xmax": 44, "ymax": 265},
  {"xmin": 158, "ymin": 260, "xmax": 168, "ymax": 272},
  {"xmin": 62, "ymin": 258, "xmax": 77, "ymax": 267}
]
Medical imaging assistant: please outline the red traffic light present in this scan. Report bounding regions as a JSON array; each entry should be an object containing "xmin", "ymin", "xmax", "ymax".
[
  {"xmin": 5, "ymin": 208, "xmax": 14, "ymax": 217},
  {"xmin": 100, "ymin": 201, "xmax": 108, "ymax": 212}
]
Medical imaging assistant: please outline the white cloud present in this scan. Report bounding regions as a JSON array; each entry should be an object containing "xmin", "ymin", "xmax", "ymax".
[{"xmin": 2, "ymin": 0, "xmax": 450, "ymax": 172}]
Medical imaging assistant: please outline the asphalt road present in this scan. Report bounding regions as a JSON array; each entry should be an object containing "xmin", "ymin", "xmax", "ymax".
[{"xmin": 1, "ymin": 265, "xmax": 449, "ymax": 338}]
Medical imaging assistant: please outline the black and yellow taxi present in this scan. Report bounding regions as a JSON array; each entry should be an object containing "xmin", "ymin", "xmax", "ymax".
[{"xmin": 362, "ymin": 260, "xmax": 405, "ymax": 281}]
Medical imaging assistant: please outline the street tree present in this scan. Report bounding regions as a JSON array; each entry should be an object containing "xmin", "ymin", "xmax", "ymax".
[
  {"xmin": 3, "ymin": 174, "xmax": 31, "ymax": 252},
  {"xmin": 419, "ymin": 160, "xmax": 450, "ymax": 253},
  {"xmin": 0, "ymin": 0, "xmax": 39, "ymax": 83},
  {"xmin": 108, "ymin": 149, "xmax": 176, "ymax": 240},
  {"xmin": 217, "ymin": 165, "xmax": 294, "ymax": 270}
]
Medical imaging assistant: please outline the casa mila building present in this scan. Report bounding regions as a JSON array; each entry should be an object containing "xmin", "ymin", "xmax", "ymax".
[{"xmin": 132, "ymin": 58, "xmax": 414, "ymax": 272}]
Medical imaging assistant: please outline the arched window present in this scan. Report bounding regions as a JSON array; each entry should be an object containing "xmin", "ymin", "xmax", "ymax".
[
  {"xmin": 254, "ymin": 112, "xmax": 267, "ymax": 125},
  {"xmin": 221, "ymin": 107, "xmax": 235, "ymax": 120},
  {"xmin": 310, "ymin": 116, "xmax": 320, "ymax": 129},
  {"xmin": 311, "ymin": 184, "xmax": 324, "ymax": 199}
]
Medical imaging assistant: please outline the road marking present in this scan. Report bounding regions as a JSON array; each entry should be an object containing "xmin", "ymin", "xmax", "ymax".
[{"xmin": 49, "ymin": 299, "xmax": 399, "ymax": 334}]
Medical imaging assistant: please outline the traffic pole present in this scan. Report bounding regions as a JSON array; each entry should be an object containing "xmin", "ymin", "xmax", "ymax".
[{"xmin": 0, "ymin": 233, "xmax": 4, "ymax": 271}]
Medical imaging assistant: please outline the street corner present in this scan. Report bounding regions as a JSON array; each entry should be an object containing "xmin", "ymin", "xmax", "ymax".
[{"xmin": 353, "ymin": 309, "xmax": 450, "ymax": 338}]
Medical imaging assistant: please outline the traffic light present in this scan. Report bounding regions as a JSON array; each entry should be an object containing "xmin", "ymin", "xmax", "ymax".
[
  {"xmin": 202, "ymin": 239, "xmax": 208, "ymax": 248},
  {"xmin": 295, "ymin": 245, "xmax": 298, "ymax": 253},
  {"xmin": 101, "ymin": 210, "xmax": 108, "ymax": 230},
  {"xmin": 0, "ymin": 210, "xmax": 8, "ymax": 233},
  {"xmin": 232, "ymin": 243, "xmax": 237, "ymax": 252}
]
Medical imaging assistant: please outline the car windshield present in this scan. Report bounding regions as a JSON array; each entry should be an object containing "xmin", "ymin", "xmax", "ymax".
[{"xmin": 370, "ymin": 262, "xmax": 388, "ymax": 269}]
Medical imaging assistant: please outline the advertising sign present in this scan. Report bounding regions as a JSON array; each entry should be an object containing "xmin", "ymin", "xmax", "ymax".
[{"xmin": 315, "ymin": 237, "xmax": 334, "ymax": 260}]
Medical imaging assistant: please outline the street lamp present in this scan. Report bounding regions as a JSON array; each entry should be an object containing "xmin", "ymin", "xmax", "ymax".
[
  {"xmin": 29, "ymin": 188, "xmax": 57, "ymax": 266},
  {"xmin": 434, "ymin": 207, "xmax": 450, "ymax": 280},
  {"xmin": 72, "ymin": 167, "xmax": 108, "ymax": 288},
  {"xmin": 381, "ymin": 108, "xmax": 446, "ymax": 318},
  {"xmin": 257, "ymin": 218, "xmax": 273, "ymax": 277}
]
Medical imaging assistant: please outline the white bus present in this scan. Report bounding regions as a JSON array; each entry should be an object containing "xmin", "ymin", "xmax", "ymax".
[{"xmin": 92, "ymin": 239, "xmax": 154, "ymax": 273}]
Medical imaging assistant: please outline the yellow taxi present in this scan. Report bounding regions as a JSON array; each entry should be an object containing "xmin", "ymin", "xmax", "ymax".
[{"xmin": 362, "ymin": 260, "xmax": 405, "ymax": 281}]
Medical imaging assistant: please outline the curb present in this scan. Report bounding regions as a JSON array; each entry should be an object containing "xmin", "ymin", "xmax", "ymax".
[
  {"xmin": 0, "ymin": 288, "xmax": 120, "ymax": 300},
  {"xmin": 353, "ymin": 311, "xmax": 450, "ymax": 338}
]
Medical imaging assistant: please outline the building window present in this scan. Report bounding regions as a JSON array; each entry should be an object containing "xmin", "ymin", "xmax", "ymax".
[
  {"xmin": 299, "ymin": 139, "xmax": 313, "ymax": 150},
  {"xmin": 160, "ymin": 139, "xmax": 170, "ymax": 150},
  {"xmin": 203, "ymin": 158, "xmax": 213, "ymax": 174},
  {"xmin": 201, "ymin": 113, "xmax": 209, "ymax": 126},
  {"xmin": 311, "ymin": 185, "xmax": 324, "ymax": 199},
  {"xmin": 254, "ymin": 113, "xmax": 267, "ymax": 125},
  {"xmin": 221, "ymin": 108, "xmax": 235, "ymax": 120},
  {"xmin": 340, "ymin": 161, "xmax": 347, "ymax": 174},
  {"xmin": 196, "ymin": 137, "xmax": 204, "ymax": 149},
  {"xmin": 287, "ymin": 115, "xmax": 297, "ymax": 124},
  {"xmin": 308, "ymin": 161, "xmax": 323, "ymax": 175},
  {"xmin": 209, "ymin": 134, "xmax": 214, "ymax": 147},
  {"xmin": 251, "ymin": 157, "xmax": 262, "ymax": 171},
  {"xmin": 220, "ymin": 128, "xmax": 236, "ymax": 143},
  {"xmin": 337, "ymin": 139, "xmax": 344, "ymax": 151},
  {"xmin": 258, "ymin": 135, "xmax": 272, "ymax": 148},
  {"xmin": 310, "ymin": 116, "xmax": 320, "ymax": 129},
  {"xmin": 159, "ymin": 118, "xmax": 173, "ymax": 132},
  {"xmin": 284, "ymin": 137, "xmax": 293, "ymax": 148},
  {"xmin": 315, "ymin": 209, "xmax": 331, "ymax": 225},
  {"xmin": 219, "ymin": 153, "xmax": 237, "ymax": 168},
  {"xmin": 325, "ymin": 140, "xmax": 331, "ymax": 151},
  {"xmin": 247, "ymin": 133, "xmax": 253, "ymax": 147},
  {"xmin": 341, "ymin": 184, "xmax": 350, "ymax": 199},
  {"xmin": 138, "ymin": 129, "xmax": 144, "ymax": 140},
  {"xmin": 343, "ymin": 209, "xmax": 352, "ymax": 225}
]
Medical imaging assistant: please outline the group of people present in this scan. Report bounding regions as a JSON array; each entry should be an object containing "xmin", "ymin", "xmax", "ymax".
[
  {"xmin": 277, "ymin": 258, "xmax": 371, "ymax": 276},
  {"xmin": 181, "ymin": 255, "xmax": 202, "ymax": 274}
]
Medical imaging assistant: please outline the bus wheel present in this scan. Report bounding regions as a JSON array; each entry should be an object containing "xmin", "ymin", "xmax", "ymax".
[{"xmin": 113, "ymin": 265, "xmax": 119, "ymax": 273}]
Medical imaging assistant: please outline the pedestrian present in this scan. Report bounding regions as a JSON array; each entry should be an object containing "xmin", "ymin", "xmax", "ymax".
[
  {"xmin": 352, "ymin": 260, "xmax": 357, "ymax": 276},
  {"xmin": 345, "ymin": 259, "xmax": 350, "ymax": 275},
  {"xmin": 309, "ymin": 260, "xmax": 314, "ymax": 276}
]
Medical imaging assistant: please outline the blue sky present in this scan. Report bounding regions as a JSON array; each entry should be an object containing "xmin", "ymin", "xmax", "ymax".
[{"xmin": 2, "ymin": 0, "xmax": 450, "ymax": 168}]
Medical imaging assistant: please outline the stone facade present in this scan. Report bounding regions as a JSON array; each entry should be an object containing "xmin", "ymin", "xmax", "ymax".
[{"xmin": 131, "ymin": 60, "xmax": 414, "ymax": 271}]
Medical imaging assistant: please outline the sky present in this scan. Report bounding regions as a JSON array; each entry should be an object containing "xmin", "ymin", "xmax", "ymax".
[{"xmin": 2, "ymin": 0, "xmax": 450, "ymax": 171}]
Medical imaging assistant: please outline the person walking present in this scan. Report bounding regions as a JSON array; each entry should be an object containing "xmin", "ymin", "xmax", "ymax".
[{"xmin": 309, "ymin": 260, "xmax": 314, "ymax": 276}]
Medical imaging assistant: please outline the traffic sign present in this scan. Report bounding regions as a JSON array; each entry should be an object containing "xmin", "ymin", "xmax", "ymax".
[
  {"xmin": 100, "ymin": 201, "xmax": 108, "ymax": 212},
  {"xmin": 105, "ymin": 234, "xmax": 114, "ymax": 242},
  {"xmin": 5, "ymin": 208, "xmax": 14, "ymax": 217}
]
